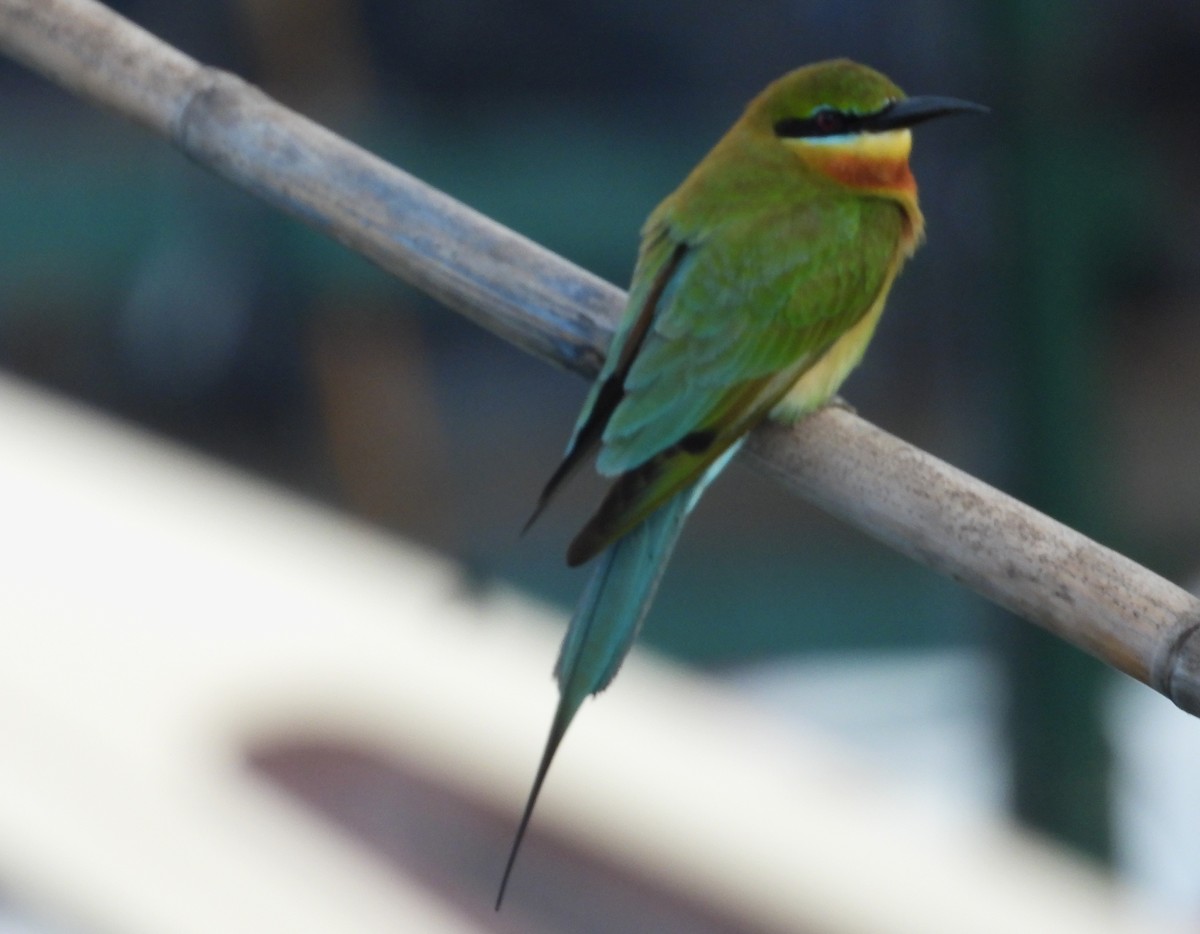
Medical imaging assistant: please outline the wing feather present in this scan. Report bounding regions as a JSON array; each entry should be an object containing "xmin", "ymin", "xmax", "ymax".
[
  {"xmin": 522, "ymin": 235, "xmax": 687, "ymax": 530},
  {"xmin": 597, "ymin": 199, "xmax": 903, "ymax": 476}
]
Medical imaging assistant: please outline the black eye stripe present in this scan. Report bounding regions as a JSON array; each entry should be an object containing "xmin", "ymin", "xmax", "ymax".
[{"xmin": 774, "ymin": 104, "xmax": 889, "ymax": 139}]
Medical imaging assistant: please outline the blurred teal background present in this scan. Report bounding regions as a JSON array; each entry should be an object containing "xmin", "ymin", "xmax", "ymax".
[{"xmin": 3, "ymin": 0, "xmax": 1200, "ymax": 926}]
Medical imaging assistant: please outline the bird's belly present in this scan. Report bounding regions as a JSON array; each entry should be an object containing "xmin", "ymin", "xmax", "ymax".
[{"xmin": 770, "ymin": 289, "xmax": 890, "ymax": 423}]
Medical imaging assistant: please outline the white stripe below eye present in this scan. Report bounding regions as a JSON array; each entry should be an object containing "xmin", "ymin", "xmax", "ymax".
[
  {"xmin": 795, "ymin": 133, "xmax": 856, "ymax": 146},
  {"xmin": 783, "ymin": 128, "xmax": 913, "ymax": 157}
]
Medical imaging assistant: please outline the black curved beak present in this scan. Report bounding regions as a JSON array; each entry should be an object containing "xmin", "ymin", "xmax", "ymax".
[{"xmin": 866, "ymin": 95, "xmax": 990, "ymax": 131}]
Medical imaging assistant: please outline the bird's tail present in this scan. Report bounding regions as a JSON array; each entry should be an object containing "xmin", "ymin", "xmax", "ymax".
[{"xmin": 496, "ymin": 441, "xmax": 741, "ymax": 908}]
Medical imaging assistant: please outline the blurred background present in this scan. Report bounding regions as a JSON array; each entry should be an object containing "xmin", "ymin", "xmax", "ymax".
[{"xmin": 3, "ymin": 0, "xmax": 1200, "ymax": 930}]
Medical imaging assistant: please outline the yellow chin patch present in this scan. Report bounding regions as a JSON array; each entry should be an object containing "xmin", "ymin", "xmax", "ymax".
[{"xmin": 791, "ymin": 128, "xmax": 912, "ymax": 158}]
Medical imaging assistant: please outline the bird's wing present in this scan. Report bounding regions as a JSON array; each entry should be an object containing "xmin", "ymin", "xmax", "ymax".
[{"xmin": 566, "ymin": 194, "xmax": 906, "ymax": 565}]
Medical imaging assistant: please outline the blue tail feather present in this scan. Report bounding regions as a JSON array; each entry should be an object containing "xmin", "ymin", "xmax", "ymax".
[{"xmin": 496, "ymin": 442, "xmax": 741, "ymax": 907}]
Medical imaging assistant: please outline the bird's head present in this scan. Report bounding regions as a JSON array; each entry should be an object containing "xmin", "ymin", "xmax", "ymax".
[{"xmin": 745, "ymin": 59, "xmax": 987, "ymax": 194}]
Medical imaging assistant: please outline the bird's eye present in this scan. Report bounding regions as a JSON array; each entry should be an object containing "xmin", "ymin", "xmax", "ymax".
[{"xmin": 813, "ymin": 110, "xmax": 845, "ymax": 135}]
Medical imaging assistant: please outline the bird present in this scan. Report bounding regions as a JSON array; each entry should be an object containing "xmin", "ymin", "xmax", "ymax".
[{"xmin": 497, "ymin": 58, "xmax": 986, "ymax": 907}]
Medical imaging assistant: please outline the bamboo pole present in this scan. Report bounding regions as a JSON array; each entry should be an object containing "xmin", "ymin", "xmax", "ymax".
[{"xmin": 3, "ymin": 0, "xmax": 1199, "ymax": 715}]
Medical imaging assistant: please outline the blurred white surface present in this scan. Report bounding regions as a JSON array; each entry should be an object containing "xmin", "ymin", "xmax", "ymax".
[
  {"xmin": 729, "ymin": 650, "xmax": 1008, "ymax": 819},
  {"xmin": 1110, "ymin": 677, "xmax": 1200, "ymax": 927},
  {"xmin": 0, "ymin": 370, "xmax": 1184, "ymax": 934}
]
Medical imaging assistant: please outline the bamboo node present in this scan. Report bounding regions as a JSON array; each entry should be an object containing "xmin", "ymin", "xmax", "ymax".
[{"xmin": 1149, "ymin": 610, "xmax": 1200, "ymax": 716}]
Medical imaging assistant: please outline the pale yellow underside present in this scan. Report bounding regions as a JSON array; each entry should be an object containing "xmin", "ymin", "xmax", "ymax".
[{"xmin": 769, "ymin": 284, "xmax": 891, "ymax": 423}]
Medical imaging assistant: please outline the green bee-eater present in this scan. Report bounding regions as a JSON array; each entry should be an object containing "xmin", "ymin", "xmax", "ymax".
[{"xmin": 498, "ymin": 59, "xmax": 985, "ymax": 905}]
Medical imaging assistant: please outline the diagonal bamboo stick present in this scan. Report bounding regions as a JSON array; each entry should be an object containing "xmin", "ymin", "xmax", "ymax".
[{"xmin": 3, "ymin": 0, "xmax": 1199, "ymax": 715}]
